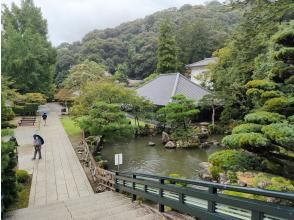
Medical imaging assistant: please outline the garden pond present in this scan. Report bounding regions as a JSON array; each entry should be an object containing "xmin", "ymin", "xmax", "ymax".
[{"xmin": 101, "ymin": 135, "xmax": 223, "ymax": 179}]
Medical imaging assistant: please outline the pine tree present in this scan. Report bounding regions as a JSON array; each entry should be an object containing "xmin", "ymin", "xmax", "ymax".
[{"xmin": 156, "ymin": 20, "xmax": 178, "ymax": 73}]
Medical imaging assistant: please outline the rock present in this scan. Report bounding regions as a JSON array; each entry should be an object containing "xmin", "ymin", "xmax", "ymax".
[
  {"xmin": 162, "ymin": 131, "xmax": 170, "ymax": 144},
  {"xmin": 238, "ymin": 180, "xmax": 247, "ymax": 187},
  {"xmin": 147, "ymin": 141, "xmax": 156, "ymax": 146},
  {"xmin": 198, "ymin": 162, "xmax": 213, "ymax": 181},
  {"xmin": 257, "ymin": 181, "xmax": 271, "ymax": 189},
  {"xmin": 199, "ymin": 122, "xmax": 209, "ymax": 126},
  {"xmin": 199, "ymin": 142, "xmax": 210, "ymax": 149},
  {"xmin": 165, "ymin": 141, "xmax": 176, "ymax": 149},
  {"xmin": 219, "ymin": 173, "xmax": 228, "ymax": 184}
]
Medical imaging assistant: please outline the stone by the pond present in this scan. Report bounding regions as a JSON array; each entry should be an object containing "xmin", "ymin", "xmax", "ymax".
[
  {"xmin": 148, "ymin": 141, "xmax": 156, "ymax": 146},
  {"xmin": 165, "ymin": 141, "xmax": 176, "ymax": 149},
  {"xmin": 198, "ymin": 162, "xmax": 213, "ymax": 181},
  {"xmin": 162, "ymin": 131, "xmax": 170, "ymax": 144}
]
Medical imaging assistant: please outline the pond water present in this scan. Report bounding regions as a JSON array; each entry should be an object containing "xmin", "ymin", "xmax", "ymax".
[{"xmin": 102, "ymin": 135, "xmax": 223, "ymax": 179}]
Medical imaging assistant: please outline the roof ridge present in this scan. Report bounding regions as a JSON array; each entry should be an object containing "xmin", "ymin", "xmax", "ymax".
[{"xmin": 170, "ymin": 73, "xmax": 180, "ymax": 101}]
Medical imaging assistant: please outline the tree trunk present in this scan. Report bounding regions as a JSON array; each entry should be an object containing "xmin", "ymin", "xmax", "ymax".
[{"xmin": 212, "ymin": 105, "xmax": 215, "ymax": 128}]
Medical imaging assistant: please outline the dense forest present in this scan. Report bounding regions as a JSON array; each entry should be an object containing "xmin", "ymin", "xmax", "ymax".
[{"xmin": 55, "ymin": 1, "xmax": 239, "ymax": 86}]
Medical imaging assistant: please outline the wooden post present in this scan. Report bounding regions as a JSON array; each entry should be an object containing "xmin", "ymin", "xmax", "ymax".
[
  {"xmin": 159, "ymin": 179, "xmax": 164, "ymax": 212},
  {"xmin": 132, "ymin": 174, "xmax": 137, "ymax": 201},
  {"xmin": 208, "ymin": 186, "xmax": 217, "ymax": 213},
  {"xmin": 252, "ymin": 211, "xmax": 263, "ymax": 220},
  {"xmin": 115, "ymin": 172, "xmax": 119, "ymax": 192}
]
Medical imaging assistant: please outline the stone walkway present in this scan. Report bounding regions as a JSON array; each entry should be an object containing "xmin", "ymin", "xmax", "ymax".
[{"xmin": 15, "ymin": 103, "xmax": 93, "ymax": 207}]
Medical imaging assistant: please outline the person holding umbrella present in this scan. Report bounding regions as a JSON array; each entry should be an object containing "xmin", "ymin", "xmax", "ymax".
[{"xmin": 32, "ymin": 134, "xmax": 44, "ymax": 160}]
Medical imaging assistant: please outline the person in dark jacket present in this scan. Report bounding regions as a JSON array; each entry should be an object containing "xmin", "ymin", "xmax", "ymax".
[
  {"xmin": 42, "ymin": 112, "xmax": 47, "ymax": 126},
  {"xmin": 32, "ymin": 136, "xmax": 42, "ymax": 160}
]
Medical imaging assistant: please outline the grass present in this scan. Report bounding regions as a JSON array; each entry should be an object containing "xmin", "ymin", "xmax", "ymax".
[
  {"xmin": 60, "ymin": 116, "xmax": 82, "ymax": 136},
  {"xmin": 1, "ymin": 128, "xmax": 14, "ymax": 137}
]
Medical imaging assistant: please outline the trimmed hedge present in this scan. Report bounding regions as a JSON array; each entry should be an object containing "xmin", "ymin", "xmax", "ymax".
[{"xmin": 13, "ymin": 103, "xmax": 39, "ymax": 116}]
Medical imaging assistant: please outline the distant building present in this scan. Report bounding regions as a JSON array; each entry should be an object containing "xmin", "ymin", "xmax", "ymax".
[
  {"xmin": 136, "ymin": 73, "xmax": 210, "ymax": 106},
  {"xmin": 186, "ymin": 57, "xmax": 218, "ymax": 85}
]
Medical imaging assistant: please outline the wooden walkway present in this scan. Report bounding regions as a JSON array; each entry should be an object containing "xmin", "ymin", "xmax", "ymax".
[{"xmin": 15, "ymin": 103, "xmax": 93, "ymax": 207}]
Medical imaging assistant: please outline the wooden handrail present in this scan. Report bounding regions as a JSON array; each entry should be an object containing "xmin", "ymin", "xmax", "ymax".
[{"xmin": 115, "ymin": 172, "xmax": 294, "ymax": 220}]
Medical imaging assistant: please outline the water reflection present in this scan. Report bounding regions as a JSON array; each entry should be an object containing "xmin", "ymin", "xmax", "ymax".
[{"xmin": 102, "ymin": 135, "xmax": 221, "ymax": 179}]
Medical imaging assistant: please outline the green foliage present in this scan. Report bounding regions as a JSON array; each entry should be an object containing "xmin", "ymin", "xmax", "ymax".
[
  {"xmin": 156, "ymin": 20, "xmax": 178, "ymax": 73},
  {"xmin": 157, "ymin": 94, "xmax": 199, "ymax": 133},
  {"xmin": 288, "ymin": 115, "xmax": 294, "ymax": 124},
  {"xmin": 71, "ymin": 80, "xmax": 140, "ymax": 116},
  {"xmin": 209, "ymin": 166, "xmax": 222, "ymax": 180},
  {"xmin": 16, "ymin": 170, "xmax": 29, "ymax": 184},
  {"xmin": 232, "ymin": 123, "xmax": 263, "ymax": 134},
  {"xmin": 63, "ymin": 60, "xmax": 106, "ymax": 90},
  {"xmin": 227, "ymin": 171, "xmax": 238, "ymax": 183},
  {"xmin": 261, "ymin": 90, "xmax": 284, "ymax": 99},
  {"xmin": 113, "ymin": 63, "xmax": 128, "ymax": 84},
  {"xmin": 211, "ymin": 0, "xmax": 291, "ymax": 121},
  {"xmin": 244, "ymin": 111, "xmax": 285, "ymax": 125},
  {"xmin": 265, "ymin": 177, "xmax": 294, "ymax": 192},
  {"xmin": 262, "ymin": 123, "xmax": 294, "ymax": 149},
  {"xmin": 222, "ymin": 133, "xmax": 269, "ymax": 149},
  {"xmin": 1, "ymin": 141, "xmax": 17, "ymax": 207},
  {"xmin": 2, "ymin": 0, "xmax": 56, "ymax": 97},
  {"xmin": 21, "ymin": 93, "xmax": 47, "ymax": 105},
  {"xmin": 208, "ymin": 150, "xmax": 262, "ymax": 172},
  {"xmin": 1, "ymin": 129, "xmax": 14, "ymax": 137},
  {"xmin": 13, "ymin": 103, "xmax": 39, "ymax": 116},
  {"xmin": 143, "ymin": 72, "xmax": 159, "ymax": 83},
  {"xmin": 246, "ymin": 80, "xmax": 277, "ymax": 90},
  {"xmin": 263, "ymin": 96, "xmax": 291, "ymax": 113},
  {"xmin": 78, "ymin": 101, "xmax": 134, "ymax": 140},
  {"xmin": 167, "ymin": 173, "xmax": 187, "ymax": 187}
]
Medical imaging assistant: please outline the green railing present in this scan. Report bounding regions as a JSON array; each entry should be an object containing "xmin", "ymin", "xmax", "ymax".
[{"xmin": 114, "ymin": 172, "xmax": 294, "ymax": 220}]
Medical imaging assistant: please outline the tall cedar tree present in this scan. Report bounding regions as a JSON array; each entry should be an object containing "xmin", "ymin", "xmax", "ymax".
[
  {"xmin": 156, "ymin": 20, "xmax": 178, "ymax": 73},
  {"xmin": 2, "ymin": 0, "xmax": 56, "ymax": 97}
]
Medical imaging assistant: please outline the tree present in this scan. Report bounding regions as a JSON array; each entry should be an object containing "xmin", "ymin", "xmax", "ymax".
[
  {"xmin": 211, "ymin": 0, "xmax": 292, "ymax": 122},
  {"xmin": 71, "ymin": 80, "xmax": 141, "ymax": 116},
  {"xmin": 220, "ymin": 23, "xmax": 294, "ymax": 178},
  {"xmin": 113, "ymin": 63, "xmax": 128, "ymax": 84},
  {"xmin": 156, "ymin": 20, "xmax": 178, "ymax": 73},
  {"xmin": 157, "ymin": 95, "xmax": 199, "ymax": 141},
  {"xmin": 78, "ymin": 101, "xmax": 134, "ymax": 153},
  {"xmin": 2, "ymin": 0, "xmax": 56, "ymax": 97},
  {"xmin": 63, "ymin": 60, "xmax": 106, "ymax": 90},
  {"xmin": 198, "ymin": 93, "xmax": 223, "ymax": 128}
]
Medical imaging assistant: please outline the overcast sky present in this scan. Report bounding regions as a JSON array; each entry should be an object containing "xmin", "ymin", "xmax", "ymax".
[{"xmin": 3, "ymin": 0, "xmax": 211, "ymax": 46}]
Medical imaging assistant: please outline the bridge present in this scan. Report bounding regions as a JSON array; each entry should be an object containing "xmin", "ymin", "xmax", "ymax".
[{"xmin": 5, "ymin": 103, "xmax": 294, "ymax": 219}]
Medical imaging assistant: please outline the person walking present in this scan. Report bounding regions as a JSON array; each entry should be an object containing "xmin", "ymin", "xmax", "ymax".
[
  {"xmin": 42, "ymin": 112, "xmax": 47, "ymax": 126},
  {"xmin": 32, "ymin": 135, "xmax": 43, "ymax": 160}
]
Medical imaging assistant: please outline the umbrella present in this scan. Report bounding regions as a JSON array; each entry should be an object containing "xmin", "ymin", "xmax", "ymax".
[{"xmin": 33, "ymin": 134, "xmax": 44, "ymax": 145}]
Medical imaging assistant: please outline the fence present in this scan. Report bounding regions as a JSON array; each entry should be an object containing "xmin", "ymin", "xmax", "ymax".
[{"xmin": 115, "ymin": 172, "xmax": 294, "ymax": 220}]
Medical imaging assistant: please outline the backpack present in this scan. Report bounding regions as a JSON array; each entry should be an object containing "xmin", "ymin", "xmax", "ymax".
[{"xmin": 42, "ymin": 114, "xmax": 47, "ymax": 120}]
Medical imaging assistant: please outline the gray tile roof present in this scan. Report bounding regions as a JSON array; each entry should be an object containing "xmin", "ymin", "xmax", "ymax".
[
  {"xmin": 186, "ymin": 57, "xmax": 218, "ymax": 68},
  {"xmin": 136, "ymin": 73, "xmax": 210, "ymax": 106}
]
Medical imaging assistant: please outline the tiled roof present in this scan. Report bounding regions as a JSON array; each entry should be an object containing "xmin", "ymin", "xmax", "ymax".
[
  {"xmin": 136, "ymin": 73, "xmax": 210, "ymax": 106},
  {"xmin": 186, "ymin": 57, "xmax": 218, "ymax": 68}
]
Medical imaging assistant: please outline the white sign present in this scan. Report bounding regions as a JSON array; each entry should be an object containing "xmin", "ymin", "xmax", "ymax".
[{"xmin": 115, "ymin": 153, "xmax": 123, "ymax": 165}]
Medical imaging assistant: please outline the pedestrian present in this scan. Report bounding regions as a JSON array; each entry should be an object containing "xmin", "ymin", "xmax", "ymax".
[
  {"xmin": 32, "ymin": 135, "xmax": 43, "ymax": 160},
  {"xmin": 42, "ymin": 112, "xmax": 47, "ymax": 126}
]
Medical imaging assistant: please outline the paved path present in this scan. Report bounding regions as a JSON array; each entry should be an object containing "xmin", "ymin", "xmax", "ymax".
[{"xmin": 15, "ymin": 103, "xmax": 93, "ymax": 207}]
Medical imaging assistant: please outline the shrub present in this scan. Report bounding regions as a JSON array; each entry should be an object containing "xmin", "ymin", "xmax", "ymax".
[
  {"xmin": 13, "ymin": 103, "xmax": 39, "ymax": 116},
  {"xmin": 261, "ymin": 90, "xmax": 283, "ymax": 99},
  {"xmin": 1, "ymin": 128, "xmax": 14, "ymax": 136},
  {"xmin": 167, "ymin": 173, "xmax": 187, "ymax": 187},
  {"xmin": 244, "ymin": 111, "xmax": 285, "ymax": 124},
  {"xmin": 265, "ymin": 177, "xmax": 294, "ymax": 192},
  {"xmin": 16, "ymin": 170, "xmax": 29, "ymax": 184},
  {"xmin": 208, "ymin": 150, "xmax": 262, "ymax": 172},
  {"xmin": 246, "ymin": 80, "xmax": 277, "ymax": 90},
  {"xmin": 222, "ymin": 133, "xmax": 269, "ymax": 149},
  {"xmin": 227, "ymin": 171, "xmax": 238, "ymax": 183},
  {"xmin": 263, "ymin": 97, "xmax": 289, "ymax": 112},
  {"xmin": 1, "ymin": 121, "xmax": 17, "ymax": 129},
  {"xmin": 262, "ymin": 123, "xmax": 294, "ymax": 148},
  {"xmin": 22, "ymin": 93, "xmax": 47, "ymax": 105},
  {"xmin": 232, "ymin": 123, "xmax": 263, "ymax": 134},
  {"xmin": 1, "ymin": 141, "xmax": 17, "ymax": 207},
  {"xmin": 209, "ymin": 166, "xmax": 222, "ymax": 180},
  {"xmin": 288, "ymin": 115, "xmax": 294, "ymax": 124}
]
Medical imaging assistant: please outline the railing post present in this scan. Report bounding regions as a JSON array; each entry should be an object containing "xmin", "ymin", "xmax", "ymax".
[
  {"xmin": 208, "ymin": 186, "xmax": 217, "ymax": 213},
  {"xmin": 252, "ymin": 211, "xmax": 263, "ymax": 220},
  {"xmin": 115, "ymin": 172, "xmax": 119, "ymax": 192},
  {"xmin": 159, "ymin": 178, "xmax": 165, "ymax": 212},
  {"xmin": 132, "ymin": 174, "xmax": 137, "ymax": 201}
]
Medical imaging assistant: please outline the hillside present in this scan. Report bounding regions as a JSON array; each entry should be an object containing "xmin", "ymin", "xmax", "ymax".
[{"xmin": 55, "ymin": 1, "xmax": 239, "ymax": 85}]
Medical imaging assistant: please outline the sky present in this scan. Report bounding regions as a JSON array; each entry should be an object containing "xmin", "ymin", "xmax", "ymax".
[{"xmin": 3, "ymin": 0, "xmax": 210, "ymax": 46}]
